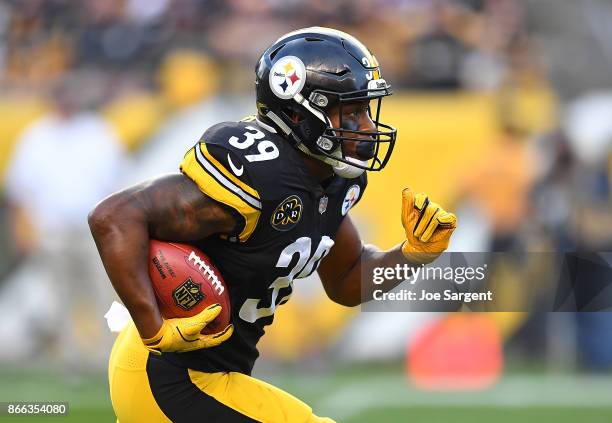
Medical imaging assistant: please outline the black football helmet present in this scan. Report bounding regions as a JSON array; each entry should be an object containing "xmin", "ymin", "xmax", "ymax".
[{"xmin": 255, "ymin": 27, "xmax": 397, "ymax": 178}]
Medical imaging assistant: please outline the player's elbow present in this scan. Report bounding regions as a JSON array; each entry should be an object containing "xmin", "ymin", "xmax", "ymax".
[
  {"xmin": 88, "ymin": 198, "xmax": 115, "ymax": 238},
  {"xmin": 88, "ymin": 192, "xmax": 136, "ymax": 238}
]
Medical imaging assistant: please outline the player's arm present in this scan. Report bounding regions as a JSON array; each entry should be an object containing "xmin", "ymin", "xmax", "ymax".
[
  {"xmin": 318, "ymin": 216, "xmax": 405, "ymax": 306},
  {"xmin": 318, "ymin": 188, "xmax": 457, "ymax": 307},
  {"xmin": 88, "ymin": 174, "xmax": 237, "ymax": 341}
]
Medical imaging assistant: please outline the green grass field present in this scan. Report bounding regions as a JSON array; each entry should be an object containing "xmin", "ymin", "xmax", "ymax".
[{"xmin": 1, "ymin": 364, "xmax": 611, "ymax": 422}]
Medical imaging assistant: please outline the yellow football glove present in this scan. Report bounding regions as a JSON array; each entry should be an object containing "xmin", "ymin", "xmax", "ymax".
[
  {"xmin": 141, "ymin": 304, "xmax": 233, "ymax": 355},
  {"xmin": 401, "ymin": 188, "xmax": 457, "ymax": 265}
]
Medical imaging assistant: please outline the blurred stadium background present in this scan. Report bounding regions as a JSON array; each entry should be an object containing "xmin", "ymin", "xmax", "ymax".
[{"xmin": 1, "ymin": 0, "xmax": 612, "ymax": 421}]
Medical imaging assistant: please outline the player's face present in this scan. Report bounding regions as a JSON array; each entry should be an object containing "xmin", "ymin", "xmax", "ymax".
[{"xmin": 328, "ymin": 101, "xmax": 377, "ymax": 160}]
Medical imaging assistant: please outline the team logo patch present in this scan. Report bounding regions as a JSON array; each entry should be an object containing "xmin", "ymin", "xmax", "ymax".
[
  {"xmin": 271, "ymin": 195, "xmax": 303, "ymax": 231},
  {"xmin": 269, "ymin": 56, "xmax": 306, "ymax": 99},
  {"xmin": 342, "ymin": 185, "xmax": 361, "ymax": 216},
  {"xmin": 319, "ymin": 196, "xmax": 328, "ymax": 214},
  {"xmin": 172, "ymin": 277, "xmax": 205, "ymax": 311}
]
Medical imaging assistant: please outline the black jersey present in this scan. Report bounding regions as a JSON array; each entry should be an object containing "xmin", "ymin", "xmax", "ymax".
[{"xmin": 165, "ymin": 117, "xmax": 366, "ymax": 374}]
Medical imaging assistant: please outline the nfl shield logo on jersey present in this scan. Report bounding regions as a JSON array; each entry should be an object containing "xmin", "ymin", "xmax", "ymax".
[{"xmin": 319, "ymin": 196, "xmax": 328, "ymax": 214}]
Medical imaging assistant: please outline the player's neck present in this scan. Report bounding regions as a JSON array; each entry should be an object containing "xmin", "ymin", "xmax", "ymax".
[{"xmin": 300, "ymin": 153, "xmax": 334, "ymax": 182}]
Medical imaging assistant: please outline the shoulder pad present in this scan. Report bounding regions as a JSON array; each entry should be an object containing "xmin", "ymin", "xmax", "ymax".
[
  {"xmin": 194, "ymin": 120, "xmax": 290, "ymax": 188},
  {"xmin": 199, "ymin": 120, "xmax": 279, "ymax": 152},
  {"xmin": 180, "ymin": 123, "xmax": 267, "ymax": 242}
]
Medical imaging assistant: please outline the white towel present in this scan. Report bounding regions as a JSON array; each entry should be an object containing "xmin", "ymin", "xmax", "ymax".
[{"xmin": 104, "ymin": 301, "xmax": 131, "ymax": 332}]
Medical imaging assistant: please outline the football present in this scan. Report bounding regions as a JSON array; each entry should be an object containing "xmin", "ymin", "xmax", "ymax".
[{"xmin": 148, "ymin": 240, "xmax": 230, "ymax": 334}]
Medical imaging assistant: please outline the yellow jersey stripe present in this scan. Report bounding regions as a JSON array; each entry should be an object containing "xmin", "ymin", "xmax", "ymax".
[
  {"xmin": 194, "ymin": 144, "xmax": 261, "ymax": 208},
  {"xmin": 199, "ymin": 143, "xmax": 260, "ymax": 201},
  {"xmin": 180, "ymin": 148, "xmax": 260, "ymax": 242}
]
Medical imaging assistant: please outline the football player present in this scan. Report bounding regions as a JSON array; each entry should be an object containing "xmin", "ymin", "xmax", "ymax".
[{"xmin": 89, "ymin": 27, "xmax": 456, "ymax": 423}]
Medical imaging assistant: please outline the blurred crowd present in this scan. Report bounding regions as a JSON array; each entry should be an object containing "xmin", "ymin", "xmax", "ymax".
[
  {"xmin": 0, "ymin": 0, "xmax": 611, "ymax": 375},
  {"xmin": 0, "ymin": 0, "xmax": 569, "ymax": 95}
]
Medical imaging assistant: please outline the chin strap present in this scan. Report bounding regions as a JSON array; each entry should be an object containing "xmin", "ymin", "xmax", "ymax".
[
  {"xmin": 298, "ymin": 141, "xmax": 365, "ymax": 178},
  {"xmin": 265, "ymin": 111, "xmax": 293, "ymax": 136},
  {"xmin": 266, "ymin": 110, "xmax": 337, "ymax": 164},
  {"xmin": 296, "ymin": 142, "xmax": 341, "ymax": 167}
]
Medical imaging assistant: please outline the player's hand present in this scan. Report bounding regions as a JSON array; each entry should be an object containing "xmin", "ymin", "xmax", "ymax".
[
  {"xmin": 401, "ymin": 188, "xmax": 457, "ymax": 265},
  {"xmin": 141, "ymin": 304, "xmax": 233, "ymax": 355}
]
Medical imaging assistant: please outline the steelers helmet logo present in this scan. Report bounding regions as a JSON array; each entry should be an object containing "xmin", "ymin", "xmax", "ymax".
[
  {"xmin": 271, "ymin": 195, "xmax": 303, "ymax": 231},
  {"xmin": 341, "ymin": 185, "xmax": 361, "ymax": 216},
  {"xmin": 269, "ymin": 56, "xmax": 306, "ymax": 99}
]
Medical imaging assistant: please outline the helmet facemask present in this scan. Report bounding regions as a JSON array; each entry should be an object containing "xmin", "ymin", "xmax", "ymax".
[{"xmin": 308, "ymin": 84, "xmax": 396, "ymax": 175}]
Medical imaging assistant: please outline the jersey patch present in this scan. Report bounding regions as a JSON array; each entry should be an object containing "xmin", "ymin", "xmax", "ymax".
[
  {"xmin": 271, "ymin": 195, "xmax": 303, "ymax": 231},
  {"xmin": 318, "ymin": 196, "xmax": 328, "ymax": 214},
  {"xmin": 342, "ymin": 184, "xmax": 361, "ymax": 216}
]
